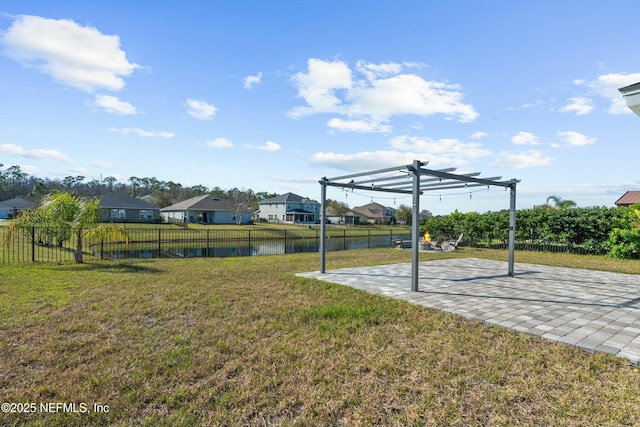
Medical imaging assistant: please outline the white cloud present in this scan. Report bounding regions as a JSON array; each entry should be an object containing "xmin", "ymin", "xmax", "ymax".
[
  {"xmin": 471, "ymin": 131, "xmax": 487, "ymax": 139},
  {"xmin": 327, "ymin": 118, "xmax": 392, "ymax": 133},
  {"xmin": 491, "ymin": 150, "xmax": 552, "ymax": 169},
  {"xmin": 289, "ymin": 58, "xmax": 478, "ymax": 126},
  {"xmin": 310, "ymin": 134, "xmax": 491, "ymax": 172},
  {"xmin": 511, "ymin": 131, "xmax": 540, "ymax": 146},
  {"xmin": 1, "ymin": 15, "xmax": 139, "ymax": 92},
  {"xmin": 92, "ymin": 95, "xmax": 137, "ymax": 115},
  {"xmin": 556, "ymin": 130, "xmax": 596, "ymax": 146},
  {"xmin": 350, "ymin": 74, "xmax": 478, "ymax": 122},
  {"xmin": 559, "ymin": 97, "xmax": 593, "ymax": 115},
  {"xmin": 289, "ymin": 58, "xmax": 352, "ymax": 117},
  {"xmin": 204, "ymin": 138, "xmax": 233, "ymax": 148},
  {"xmin": 356, "ymin": 60, "xmax": 403, "ymax": 81},
  {"xmin": 187, "ymin": 99, "xmax": 217, "ymax": 120},
  {"xmin": 578, "ymin": 72, "xmax": 640, "ymax": 114},
  {"xmin": 0, "ymin": 143, "xmax": 72, "ymax": 162},
  {"xmin": 257, "ymin": 141, "xmax": 281, "ymax": 151},
  {"xmin": 243, "ymin": 72, "xmax": 262, "ymax": 89},
  {"xmin": 108, "ymin": 127, "xmax": 174, "ymax": 138},
  {"xmin": 309, "ymin": 151, "xmax": 424, "ymax": 172},
  {"xmin": 92, "ymin": 160, "xmax": 114, "ymax": 168},
  {"xmin": 390, "ymin": 135, "xmax": 491, "ymax": 160},
  {"xmin": 70, "ymin": 167, "xmax": 90, "ymax": 175}
]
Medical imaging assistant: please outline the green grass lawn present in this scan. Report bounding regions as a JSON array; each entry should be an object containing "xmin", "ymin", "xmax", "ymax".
[{"xmin": 1, "ymin": 248, "xmax": 639, "ymax": 426}]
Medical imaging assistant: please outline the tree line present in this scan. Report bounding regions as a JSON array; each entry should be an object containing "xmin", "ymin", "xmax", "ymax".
[{"xmin": 0, "ymin": 164, "xmax": 278, "ymax": 211}]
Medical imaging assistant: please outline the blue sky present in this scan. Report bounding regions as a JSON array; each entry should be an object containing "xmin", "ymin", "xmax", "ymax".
[{"xmin": 1, "ymin": 1, "xmax": 639, "ymax": 215}]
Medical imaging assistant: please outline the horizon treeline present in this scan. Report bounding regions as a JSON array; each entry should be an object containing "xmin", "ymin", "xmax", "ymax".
[{"xmin": 0, "ymin": 164, "xmax": 279, "ymax": 210}]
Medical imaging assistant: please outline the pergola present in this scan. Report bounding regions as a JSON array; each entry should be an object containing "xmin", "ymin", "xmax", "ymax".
[{"xmin": 319, "ymin": 160, "xmax": 520, "ymax": 292}]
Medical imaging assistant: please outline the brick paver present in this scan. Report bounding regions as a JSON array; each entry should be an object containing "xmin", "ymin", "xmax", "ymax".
[{"xmin": 297, "ymin": 257, "xmax": 640, "ymax": 365}]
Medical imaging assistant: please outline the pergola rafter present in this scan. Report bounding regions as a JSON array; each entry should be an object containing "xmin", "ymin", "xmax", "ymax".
[{"xmin": 319, "ymin": 160, "xmax": 520, "ymax": 292}]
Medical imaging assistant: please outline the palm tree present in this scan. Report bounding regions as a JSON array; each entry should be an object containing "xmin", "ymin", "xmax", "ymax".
[
  {"xmin": 546, "ymin": 195, "xmax": 577, "ymax": 209},
  {"xmin": 4, "ymin": 192, "xmax": 128, "ymax": 263}
]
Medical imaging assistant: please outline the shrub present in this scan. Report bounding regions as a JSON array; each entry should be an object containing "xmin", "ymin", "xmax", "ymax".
[{"xmin": 607, "ymin": 228, "xmax": 640, "ymax": 259}]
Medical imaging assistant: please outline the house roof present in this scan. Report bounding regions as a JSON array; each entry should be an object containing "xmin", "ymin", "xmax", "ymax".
[
  {"xmin": 161, "ymin": 194, "xmax": 250, "ymax": 212},
  {"xmin": 615, "ymin": 191, "xmax": 640, "ymax": 206},
  {"xmin": 0, "ymin": 197, "xmax": 37, "ymax": 210},
  {"xmin": 259, "ymin": 192, "xmax": 318, "ymax": 205},
  {"xmin": 619, "ymin": 82, "xmax": 640, "ymax": 95},
  {"xmin": 97, "ymin": 192, "xmax": 159, "ymax": 210},
  {"xmin": 347, "ymin": 202, "xmax": 394, "ymax": 219}
]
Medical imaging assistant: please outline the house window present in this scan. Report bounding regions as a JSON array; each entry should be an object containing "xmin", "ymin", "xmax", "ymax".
[
  {"xmin": 139, "ymin": 210, "xmax": 154, "ymax": 220},
  {"xmin": 111, "ymin": 209, "xmax": 126, "ymax": 220}
]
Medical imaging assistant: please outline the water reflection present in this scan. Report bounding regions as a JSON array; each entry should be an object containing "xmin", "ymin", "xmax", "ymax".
[{"xmin": 100, "ymin": 235, "xmax": 409, "ymax": 259}]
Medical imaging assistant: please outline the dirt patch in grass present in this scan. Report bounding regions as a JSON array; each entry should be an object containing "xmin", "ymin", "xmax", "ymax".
[{"xmin": 1, "ymin": 249, "xmax": 639, "ymax": 426}]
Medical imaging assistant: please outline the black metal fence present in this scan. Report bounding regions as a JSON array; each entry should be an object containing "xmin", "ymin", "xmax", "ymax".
[
  {"xmin": 469, "ymin": 241, "xmax": 604, "ymax": 255},
  {"xmin": 2, "ymin": 226, "xmax": 608, "ymax": 264},
  {"xmin": 0, "ymin": 226, "xmax": 409, "ymax": 263}
]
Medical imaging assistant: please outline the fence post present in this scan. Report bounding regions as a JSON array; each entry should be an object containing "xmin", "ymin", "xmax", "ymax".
[
  {"xmin": 248, "ymin": 230, "xmax": 251, "ymax": 256},
  {"xmin": 343, "ymin": 229, "xmax": 346, "ymax": 250},
  {"xmin": 31, "ymin": 226, "xmax": 35, "ymax": 262},
  {"xmin": 206, "ymin": 229, "xmax": 210, "ymax": 257},
  {"xmin": 101, "ymin": 237, "xmax": 104, "ymax": 260},
  {"xmin": 158, "ymin": 229, "xmax": 161, "ymax": 258},
  {"xmin": 368, "ymin": 229, "xmax": 371, "ymax": 248},
  {"xmin": 284, "ymin": 229, "xmax": 287, "ymax": 254}
]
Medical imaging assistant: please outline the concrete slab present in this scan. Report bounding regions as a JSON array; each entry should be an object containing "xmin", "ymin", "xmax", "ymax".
[{"xmin": 297, "ymin": 257, "xmax": 640, "ymax": 365}]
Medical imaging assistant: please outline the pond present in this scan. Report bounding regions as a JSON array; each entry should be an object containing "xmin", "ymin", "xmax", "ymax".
[{"xmin": 99, "ymin": 234, "xmax": 410, "ymax": 259}]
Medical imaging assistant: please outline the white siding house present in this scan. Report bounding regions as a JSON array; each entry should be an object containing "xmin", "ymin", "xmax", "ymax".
[{"xmin": 257, "ymin": 193, "xmax": 320, "ymax": 224}]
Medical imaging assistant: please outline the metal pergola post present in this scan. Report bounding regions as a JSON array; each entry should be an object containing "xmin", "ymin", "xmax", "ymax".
[
  {"xmin": 508, "ymin": 182, "xmax": 517, "ymax": 276},
  {"xmin": 320, "ymin": 177, "xmax": 327, "ymax": 273},
  {"xmin": 411, "ymin": 160, "xmax": 421, "ymax": 292}
]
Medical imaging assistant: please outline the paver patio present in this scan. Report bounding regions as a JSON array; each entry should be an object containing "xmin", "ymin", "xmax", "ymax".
[{"xmin": 297, "ymin": 257, "xmax": 640, "ymax": 365}]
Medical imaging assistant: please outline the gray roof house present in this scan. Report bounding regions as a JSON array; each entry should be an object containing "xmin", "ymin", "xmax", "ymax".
[
  {"xmin": 97, "ymin": 192, "xmax": 160, "ymax": 223},
  {"xmin": 0, "ymin": 197, "xmax": 37, "ymax": 219},
  {"xmin": 257, "ymin": 192, "xmax": 320, "ymax": 224},
  {"xmin": 346, "ymin": 202, "xmax": 395, "ymax": 225},
  {"xmin": 160, "ymin": 194, "xmax": 253, "ymax": 225}
]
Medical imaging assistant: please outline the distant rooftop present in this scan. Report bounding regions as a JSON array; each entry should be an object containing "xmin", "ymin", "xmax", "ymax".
[{"xmin": 615, "ymin": 191, "xmax": 640, "ymax": 207}]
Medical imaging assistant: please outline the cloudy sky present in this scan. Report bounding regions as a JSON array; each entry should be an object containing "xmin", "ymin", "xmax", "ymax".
[{"xmin": 1, "ymin": 1, "xmax": 639, "ymax": 214}]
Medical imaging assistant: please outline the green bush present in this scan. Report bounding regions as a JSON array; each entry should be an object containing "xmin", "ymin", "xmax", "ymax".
[{"xmin": 607, "ymin": 229, "xmax": 640, "ymax": 259}]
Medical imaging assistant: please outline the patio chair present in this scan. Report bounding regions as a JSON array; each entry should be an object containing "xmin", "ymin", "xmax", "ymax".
[
  {"xmin": 450, "ymin": 233, "xmax": 464, "ymax": 250},
  {"xmin": 434, "ymin": 235, "xmax": 446, "ymax": 251}
]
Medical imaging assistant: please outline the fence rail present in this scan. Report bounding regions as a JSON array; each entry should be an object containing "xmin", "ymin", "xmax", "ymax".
[
  {"xmin": 469, "ymin": 241, "xmax": 605, "ymax": 255},
  {"xmin": 1, "ymin": 226, "xmax": 608, "ymax": 263},
  {"xmin": 0, "ymin": 226, "xmax": 408, "ymax": 263}
]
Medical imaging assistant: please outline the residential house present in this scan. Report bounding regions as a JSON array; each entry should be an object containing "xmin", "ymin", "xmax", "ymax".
[
  {"xmin": 0, "ymin": 197, "xmax": 37, "ymax": 219},
  {"xmin": 615, "ymin": 191, "xmax": 640, "ymax": 207},
  {"xmin": 97, "ymin": 192, "xmax": 160, "ymax": 223},
  {"xmin": 257, "ymin": 193, "xmax": 320, "ymax": 224},
  {"xmin": 160, "ymin": 194, "xmax": 253, "ymax": 224},
  {"xmin": 345, "ymin": 202, "xmax": 395, "ymax": 225}
]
